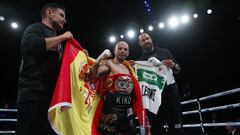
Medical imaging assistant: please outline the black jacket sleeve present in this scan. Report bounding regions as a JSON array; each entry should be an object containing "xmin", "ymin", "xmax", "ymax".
[
  {"xmin": 21, "ymin": 24, "xmax": 47, "ymax": 58},
  {"xmin": 164, "ymin": 48, "xmax": 181, "ymax": 74}
]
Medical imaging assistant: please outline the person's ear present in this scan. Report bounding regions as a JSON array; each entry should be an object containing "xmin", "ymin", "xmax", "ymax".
[{"xmin": 47, "ymin": 9, "xmax": 53, "ymax": 17}]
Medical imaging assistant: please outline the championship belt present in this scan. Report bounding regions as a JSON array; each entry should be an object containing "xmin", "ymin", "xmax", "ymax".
[{"xmin": 105, "ymin": 75, "xmax": 134, "ymax": 94}]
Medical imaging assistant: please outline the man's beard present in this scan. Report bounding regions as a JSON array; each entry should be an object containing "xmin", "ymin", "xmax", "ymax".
[
  {"xmin": 143, "ymin": 43, "xmax": 153, "ymax": 52},
  {"xmin": 118, "ymin": 55, "xmax": 127, "ymax": 62},
  {"xmin": 52, "ymin": 21, "xmax": 63, "ymax": 31}
]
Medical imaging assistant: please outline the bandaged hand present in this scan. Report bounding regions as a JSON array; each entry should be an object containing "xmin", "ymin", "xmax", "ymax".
[
  {"xmin": 96, "ymin": 49, "xmax": 112, "ymax": 64},
  {"xmin": 148, "ymin": 57, "xmax": 161, "ymax": 67}
]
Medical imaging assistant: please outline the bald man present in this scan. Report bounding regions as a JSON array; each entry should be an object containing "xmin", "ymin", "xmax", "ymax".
[
  {"xmin": 89, "ymin": 41, "xmax": 145, "ymax": 135},
  {"xmin": 90, "ymin": 41, "xmax": 131, "ymax": 78},
  {"xmin": 138, "ymin": 32, "xmax": 183, "ymax": 135}
]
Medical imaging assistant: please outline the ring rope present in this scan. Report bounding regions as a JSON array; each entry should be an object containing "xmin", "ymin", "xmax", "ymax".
[
  {"xmin": 0, "ymin": 131, "xmax": 15, "ymax": 134},
  {"xmin": 181, "ymin": 87, "xmax": 240, "ymax": 105},
  {"xmin": 183, "ymin": 103, "xmax": 240, "ymax": 115},
  {"xmin": 183, "ymin": 122, "xmax": 240, "ymax": 128},
  {"xmin": 0, "ymin": 119, "xmax": 17, "ymax": 122},
  {"xmin": 0, "ymin": 109, "xmax": 17, "ymax": 112}
]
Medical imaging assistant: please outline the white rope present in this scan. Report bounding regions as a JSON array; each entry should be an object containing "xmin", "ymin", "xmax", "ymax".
[
  {"xmin": 0, "ymin": 131, "xmax": 15, "ymax": 134},
  {"xmin": 182, "ymin": 103, "xmax": 240, "ymax": 115},
  {"xmin": 0, "ymin": 119, "xmax": 17, "ymax": 122},
  {"xmin": 183, "ymin": 122, "xmax": 240, "ymax": 128},
  {"xmin": 0, "ymin": 109, "xmax": 17, "ymax": 112},
  {"xmin": 181, "ymin": 87, "xmax": 240, "ymax": 105}
]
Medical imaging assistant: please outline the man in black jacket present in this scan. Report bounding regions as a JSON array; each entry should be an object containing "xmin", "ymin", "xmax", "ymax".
[
  {"xmin": 16, "ymin": 2, "xmax": 73, "ymax": 135},
  {"xmin": 138, "ymin": 32, "xmax": 183, "ymax": 135}
]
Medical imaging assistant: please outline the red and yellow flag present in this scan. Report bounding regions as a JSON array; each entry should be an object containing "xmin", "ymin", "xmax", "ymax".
[{"xmin": 48, "ymin": 38, "xmax": 100, "ymax": 135}]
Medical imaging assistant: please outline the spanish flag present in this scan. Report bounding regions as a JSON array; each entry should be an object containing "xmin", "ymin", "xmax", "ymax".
[
  {"xmin": 48, "ymin": 39, "xmax": 146, "ymax": 135},
  {"xmin": 48, "ymin": 38, "xmax": 100, "ymax": 135}
]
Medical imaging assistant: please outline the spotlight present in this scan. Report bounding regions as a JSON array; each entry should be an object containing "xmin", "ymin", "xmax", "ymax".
[
  {"xmin": 168, "ymin": 17, "xmax": 179, "ymax": 29},
  {"xmin": 193, "ymin": 13, "xmax": 198, "ymax": 19},
  {"xmin": 148, "ymin": 25, "xmax": 153, "ymax": 31},
  {"xmin": 0, "ymin": 16, "xmax": 5, "ymax": 21},
  {"xmin": 109, "ymin": 36, "xmax": 116, "ymax": 43},
  {"xmin": 181, "ymin": 15, "xmax": 190, "ymax": 24},
  {"xmin": 127, "ymin": 30, "xmax": 135, "ymax": 38},
  {"xmin": 120, "ymin": 35, "xmax": 124, "ymax": 39},
  {"xmin": 158, "ymin": 22, "xmax": 165, "ymax": 29},
  {"xmin": 207, "ymin": 9, "xmax": 212, "ymax": 14},
  {"xmin": 11, "ymin": 22, "xmax": 18, "ymax": 29}
]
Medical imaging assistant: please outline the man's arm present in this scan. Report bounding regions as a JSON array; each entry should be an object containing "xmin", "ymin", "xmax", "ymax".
[
  {"xmin": 88, "ymin": 49, "xmax": 112, "ymax": 81},
  {"xmin": 162, "ymin": 48, "xmax": 180, "ymax": 74},
  {"xmin": 88, "ymin": 60, "xmax": 110, "ymax": 81},
  {"xmin": 21, "ymin": 25, "xmax": 72, "ymax": 57},
  {"xmin": 45, "ymin": 31, "xmax": 73, "ymax": 50},
  {"xmin": 162, "ymin": 59, "xmax": 180, "ymax": 74}
]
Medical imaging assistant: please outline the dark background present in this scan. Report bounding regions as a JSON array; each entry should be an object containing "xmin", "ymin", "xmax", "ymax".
[{"xmin": 0, "ymin": 0, "xmax": 239, "ymax": 123}]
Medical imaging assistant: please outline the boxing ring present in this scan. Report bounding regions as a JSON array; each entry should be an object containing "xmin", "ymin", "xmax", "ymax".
[
  {"xmin": 0, "ymin": 87, "xmax": 240, "ymax": 134},
  {"xmin": 181, "ymin": 87, "xmax": 240, "ymax": 134}
]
